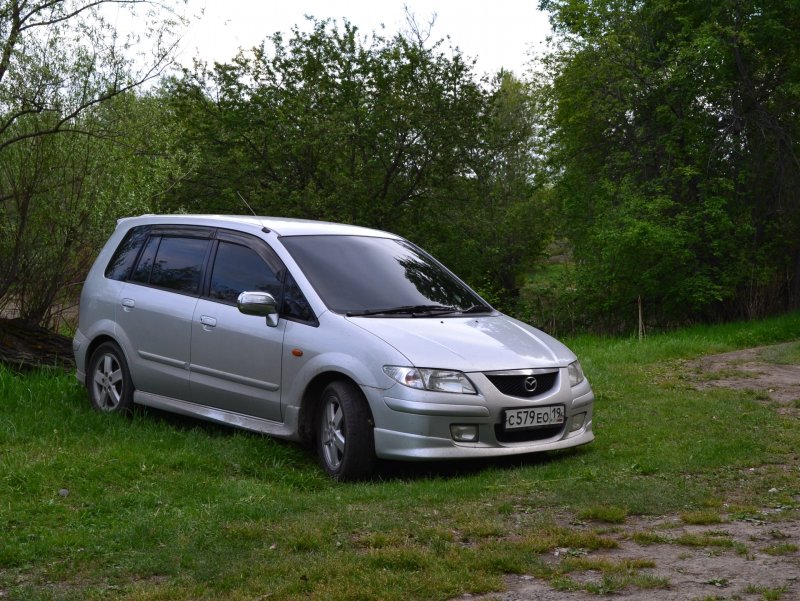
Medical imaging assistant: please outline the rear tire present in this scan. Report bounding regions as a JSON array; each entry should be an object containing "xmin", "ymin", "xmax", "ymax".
[
  {"xmin": 87, "ymin": 342, "xmax": 134, "ymax": 414},
  {"xmin": 316, "ymin": 381, "xmax": 376, "ymax": 481}
]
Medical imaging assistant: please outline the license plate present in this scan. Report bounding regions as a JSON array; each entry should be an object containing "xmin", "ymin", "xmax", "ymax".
[{"xmin": 504, "ymin": 405, "xmax": 565, "ymax": 430}]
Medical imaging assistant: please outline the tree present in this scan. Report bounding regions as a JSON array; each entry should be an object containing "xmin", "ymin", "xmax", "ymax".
[
  {"xmin": 1, "ymin": 92, "xmax": 188, "ymax": 324},
  {"xmin": 163, "ymin": 19, "xmax": 549, "ymax": 309},
  {"xmin": 164, "ymin": 19, "xmax": 484, "ymax": 222},
  {"xmin": 433, "ymin": 70, "xmax": 552, "ymax": 305},
  {"xmin": 538, "ymin": 0, "xmax": 800, "ymax": 331},
  {"xmin": 0, "ymin": 0, "xmax": 186, "ymax": 325}
]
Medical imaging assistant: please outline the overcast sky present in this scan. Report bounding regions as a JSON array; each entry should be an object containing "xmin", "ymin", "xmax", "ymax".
[{"xmin": 177, "ymin": 1, "xmax": 553, "ymax": 76}]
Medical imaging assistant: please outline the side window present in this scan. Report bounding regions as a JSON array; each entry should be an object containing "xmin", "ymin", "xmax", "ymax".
[
  {"xmin": 209, "ymin": 241, "xmax": 281, "ymax": 304},
  {"xmin": 282, "ymin": 273, "xmax": 316, "ymax": 323},
  {"xmin": 150, "ymin": 237, "xmax": 209, "ymax": 294},
  {"xmin": 129, "ymin": 236, "xmax": 209, "ymax": 295},
  {"xmin": 105, "ymin": 225, "xmax": 151, "ymax": 281}
]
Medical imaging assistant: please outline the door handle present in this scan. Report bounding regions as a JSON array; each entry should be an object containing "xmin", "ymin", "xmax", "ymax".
[
  {"xmin": 121, "ymin": 298, "xmax": 135, "ymax": 312},
  {"xmin": 200, "ymin": 315, "xmax": 217, "ymax": 328}
]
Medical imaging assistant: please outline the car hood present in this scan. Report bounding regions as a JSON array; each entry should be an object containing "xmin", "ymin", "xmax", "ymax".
[{"xmin": 347, "ymin": 314, "xmax": 575, "ymax": 372}]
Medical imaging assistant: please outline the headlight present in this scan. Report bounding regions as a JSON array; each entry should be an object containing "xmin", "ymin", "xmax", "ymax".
[
  {"xmin": 568, "ymin": 360, "xmax": 585, "ymax": 387},
  {"xmin": 383, "ymin": 366, "xmax": 477, "ymax": 394}
]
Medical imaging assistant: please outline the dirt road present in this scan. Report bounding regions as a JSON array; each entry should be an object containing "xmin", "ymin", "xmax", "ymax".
[{"xmin": 453, "ymin": 343, "xmax": 800, "ymax": 601}]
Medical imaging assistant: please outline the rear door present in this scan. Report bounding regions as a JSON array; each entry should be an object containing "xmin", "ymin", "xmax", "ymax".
[{"xmin": 117, "ymin": 228, "xmax": 213, "ymax": 400}]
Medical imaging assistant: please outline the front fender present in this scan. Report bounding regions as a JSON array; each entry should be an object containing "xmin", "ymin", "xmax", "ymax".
[{"xmin": 280, "ymin": 315, "xmax": 407, "ymax": 415}]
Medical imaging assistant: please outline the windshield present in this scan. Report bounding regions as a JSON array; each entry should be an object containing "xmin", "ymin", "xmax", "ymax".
[{"xmin": 280, "ymin": 235, "xmax": 492, "ymax": 316}]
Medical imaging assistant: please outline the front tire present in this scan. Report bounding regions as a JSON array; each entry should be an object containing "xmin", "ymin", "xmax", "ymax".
[
  {"xmin": 316, "ymin": 381, "xmax": 376, "ymax": 481},
  {"xmin": 87, "ymin": 342, "xmax": 134, "ymax": 414}
]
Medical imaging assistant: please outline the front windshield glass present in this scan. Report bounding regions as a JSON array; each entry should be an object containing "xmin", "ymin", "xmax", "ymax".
[{"xmin": 280, "ymin": 235, "xmax": 491, "ymax": 316}]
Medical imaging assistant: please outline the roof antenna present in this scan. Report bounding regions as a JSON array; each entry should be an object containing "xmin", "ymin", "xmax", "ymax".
[{"xmin": 236, "ymin": 191, "xmax": 257, "ymax": 216}]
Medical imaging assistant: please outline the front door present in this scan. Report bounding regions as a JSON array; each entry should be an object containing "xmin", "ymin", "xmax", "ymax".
[{"xmin": 189, "ymin": 237, "xmax": 286, "ymax": 422}]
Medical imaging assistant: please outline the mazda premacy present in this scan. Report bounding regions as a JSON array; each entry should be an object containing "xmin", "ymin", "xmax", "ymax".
[{"xmin": 73, "ymin": 215, "xmax": 594, "ymax": 479}]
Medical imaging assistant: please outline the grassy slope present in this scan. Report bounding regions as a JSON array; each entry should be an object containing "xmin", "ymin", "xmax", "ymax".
[{"xmin": 1, "ymin": 312, "xmax": 799, "ymax": 600}]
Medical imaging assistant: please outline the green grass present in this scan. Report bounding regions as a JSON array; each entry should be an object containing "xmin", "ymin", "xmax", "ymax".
[
  {"xmin": 762, "ymin": 543, "xmax": 799, "ymax": 556},
  {"xmin": 680, "ymin": 510, "xmax": 724, "ymax": 525},
  {"xmin": 577, "ymin": 505, "xmax": 628, "ymax": 524},
  {"xmin": 2, "ymin": 312, "xmax": 800, "ymax": 599},
  {"xmin": 745, "ymin": 584, "xmax": 792, "ymax": 600},
  {"xmin": 762, "ymin": 341, "xmax": 800, "ymax": 365}
]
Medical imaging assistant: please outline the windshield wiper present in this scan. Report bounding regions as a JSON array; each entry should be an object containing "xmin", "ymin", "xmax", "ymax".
[
  {"xmin": 459, "ymin": 304, "xmax": 492, "ymax": 314},
  {"xmin": 346, "ymin": 304, "xmax": 458, "ymax": 317}
]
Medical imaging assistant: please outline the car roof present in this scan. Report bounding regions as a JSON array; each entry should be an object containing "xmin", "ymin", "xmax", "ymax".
[{"xmin": 117, "ymin": 214, "xmax": 397, "ymax": 238}]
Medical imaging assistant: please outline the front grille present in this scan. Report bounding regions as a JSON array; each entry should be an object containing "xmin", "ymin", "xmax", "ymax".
[
  {"xmin": 486, "ymin": 371, "xmax": 558, "ymax": 398},
  {"xmin": 494, "ymin": 423, "xmax": 564, "ymax": 443}
]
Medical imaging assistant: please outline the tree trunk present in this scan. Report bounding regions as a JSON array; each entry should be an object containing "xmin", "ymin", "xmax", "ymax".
[{"xmin": 638, "ymin": 295, "xmax": 645, "ymax": 342}]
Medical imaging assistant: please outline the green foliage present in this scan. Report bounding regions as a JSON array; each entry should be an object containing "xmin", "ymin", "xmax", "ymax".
[
  {"xmin": 442, "ymin": 72, "xmax": 553, "ymax": 304},
  {"xmin": 0, "ymin": 1, "xmax": 187, "ymax": 326},
  {"xmin": 537, "ymin": 0, "xmax": 800, "ymax": 332},
  {"xmin": 0, "ymin": 93, "xmax": 185, "ymax": 323},
  {"xmin": 5, "ymin": 1, "xmax": 800, "ymax": 333},
  {"xmin": 161, "ymin": 20, "xmax": 547, "ymax": 306}
]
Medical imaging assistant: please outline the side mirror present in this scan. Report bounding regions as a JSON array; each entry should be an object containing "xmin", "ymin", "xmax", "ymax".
[{"xmin": 237, "ymin": 291, "xmax": 279, "ymax": 327}]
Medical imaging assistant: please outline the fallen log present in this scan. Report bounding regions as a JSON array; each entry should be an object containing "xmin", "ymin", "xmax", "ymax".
[{"xmin": 0, "ymin": 318, "xmax": 75, "ymax": 371}]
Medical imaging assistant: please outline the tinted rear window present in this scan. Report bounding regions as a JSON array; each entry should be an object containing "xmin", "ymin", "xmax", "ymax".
[
  {"xmin": 105, "ymin": 226, "xmax": 151, "ymax": 281},
  {"xmin": 129, "ymin": 236, "xmax": 209, "ymax": 295}
]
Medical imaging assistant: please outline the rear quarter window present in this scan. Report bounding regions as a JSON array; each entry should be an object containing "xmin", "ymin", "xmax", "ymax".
[{"xmin": 104, "ymin": 226, "xmax": 152, "ymax": 281}]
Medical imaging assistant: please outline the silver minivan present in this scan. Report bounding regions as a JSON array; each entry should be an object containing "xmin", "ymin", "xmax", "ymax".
[{"xmin": 73, "ymin": 215, "xmax": 594, "ymax": 479}]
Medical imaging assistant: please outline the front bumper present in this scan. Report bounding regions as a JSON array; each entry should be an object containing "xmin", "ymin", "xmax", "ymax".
[
  {"xmin": 366, "ymin": 372, "xmax": 595, "ymax": 461},
  {"xmin": 374, "ymin": 424, "xmax": 594, "ymax": 460}
]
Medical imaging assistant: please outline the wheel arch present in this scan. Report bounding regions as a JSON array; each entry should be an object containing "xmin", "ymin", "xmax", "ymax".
[
  {"xmin": 84, "ymin": 335, "xmax": 133, "ymax": 387},
  {"xmin": 297, "ymin": 371, "xmax": 374, "ymax": 445}
]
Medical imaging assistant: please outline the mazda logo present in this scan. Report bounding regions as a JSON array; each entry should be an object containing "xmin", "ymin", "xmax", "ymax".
[{"xmin": 524, "ymin": 376, "xmax": 538, "ymax": 393}]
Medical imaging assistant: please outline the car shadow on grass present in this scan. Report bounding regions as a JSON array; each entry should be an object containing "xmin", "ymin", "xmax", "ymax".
[
  {"xmin": 376, "ymin": 448, "xmax": 585, "ymax": 482},
  {"xmin": 132, "ymin": 404, "xmax": 587, "ymax": 482}
]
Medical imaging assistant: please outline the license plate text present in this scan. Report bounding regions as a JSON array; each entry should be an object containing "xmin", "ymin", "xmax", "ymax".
[{"xmin": 504, "ymin": 405, "xmax": 565, "ymax": 430}]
